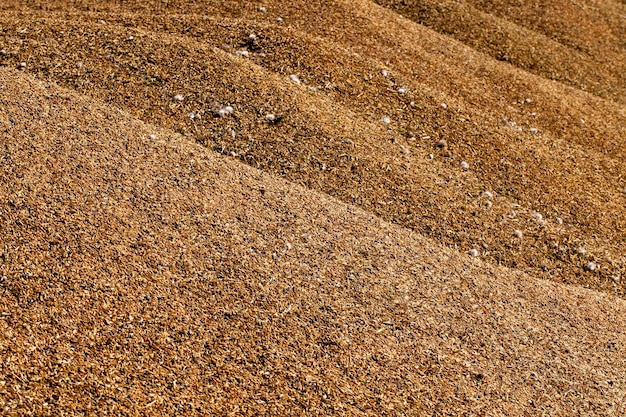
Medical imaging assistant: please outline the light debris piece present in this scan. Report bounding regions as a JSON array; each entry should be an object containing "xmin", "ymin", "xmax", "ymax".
[
  {"xmin": 173, "ymin": 94, "xmax": 184, "ymax": 101},
  {"xmin": 469, "ymin": 249, "xmax": 479, "ymax": 257},
  {"xmin": 381, "ymin": 116, "xmax": 391, "ymax": 125},
  {"xmin": 266, "ymin": 114, "xmax": 276, "ymax": 122},
  {"xmin": 289, "ymin": 74, "xmax": 301, "ymax": 85},
  {"xmin": 585, "ymin": 261, "xmax": 597, "ymax": 272},
  {"xmin": 460, "ymin": 161, "xmax": 469, "ymax": 169},
  {"xmin": 514, "ymin": 230, "xmax": 524, "ymax": 238}
]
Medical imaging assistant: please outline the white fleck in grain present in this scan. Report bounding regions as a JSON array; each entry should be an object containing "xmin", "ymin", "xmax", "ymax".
[{"xmin": 584, "ymin": 261, "xmax": 596, "ymax": 272}]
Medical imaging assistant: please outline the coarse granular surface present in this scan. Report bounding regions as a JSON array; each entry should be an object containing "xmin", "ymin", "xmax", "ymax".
[{"xmin": 0, "ymin": 1, "xmax": 625, "ymax": 415}]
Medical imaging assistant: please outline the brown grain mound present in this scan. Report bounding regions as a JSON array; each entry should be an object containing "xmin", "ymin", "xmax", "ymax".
[
  {"xmin": 0, "ymin": 0, "xmax": 625, "ymax": 414},
  {"xmin": 1, "ymin": 0, "xmax": 624, "ymax": 296},
  {"xmin": 2, "ymin": 66, "xmax": 626, "ymax": 416},
  {"xmin": 374, "ymin": 0, "xmax": 626, "ymax": 104}
]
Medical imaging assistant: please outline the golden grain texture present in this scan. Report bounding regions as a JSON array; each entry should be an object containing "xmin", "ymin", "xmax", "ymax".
[
  {"xmin": 0, "ymin": 0, "xmax": 625, "ymax": 415},
  {"xmin": 2, "ymin": 66, "xmax": 626, "ymax": 416},
  {"xmin": 1, "ymin": 0, "xmax": 624, "ymax": 294}
]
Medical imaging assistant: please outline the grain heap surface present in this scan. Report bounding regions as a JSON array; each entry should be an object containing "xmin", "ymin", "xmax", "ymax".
[
  {"xmin": 0, "ymin": 0, "xmax": 625, "ymax": 415},
  {"xmin": 2, "ymin": 0, "xmax": 624, "ymax": 294}
]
